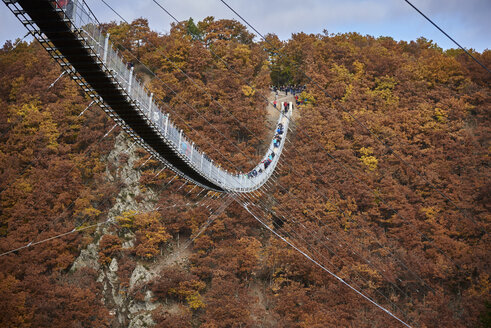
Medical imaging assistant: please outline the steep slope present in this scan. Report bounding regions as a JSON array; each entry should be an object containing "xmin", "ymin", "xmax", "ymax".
[{"xmin": 0, "ymin": 19, "xmax": 489, "ymax": 328}]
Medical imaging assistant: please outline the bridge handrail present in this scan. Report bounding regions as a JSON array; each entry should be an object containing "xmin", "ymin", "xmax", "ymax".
[{"xmin": 56, "ymin": 0, "xmax": 290, "ymax": 192}]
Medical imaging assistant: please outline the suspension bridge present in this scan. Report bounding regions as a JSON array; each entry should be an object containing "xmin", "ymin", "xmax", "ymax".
[
  {"xmin": 3, "ymin": 0, "xmax": 291, "ymax": 193},
  {"xmin": 3, "ymin": 1, "xmax": 487, "ymax": 327}
]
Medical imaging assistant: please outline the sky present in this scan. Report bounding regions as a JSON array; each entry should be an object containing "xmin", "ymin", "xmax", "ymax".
[{"xmin": 1, "ymin": 0, "xmax": 489, "ymax": 52}]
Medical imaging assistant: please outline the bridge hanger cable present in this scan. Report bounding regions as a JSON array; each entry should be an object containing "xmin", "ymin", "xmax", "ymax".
[
  {"xmin": 47, "ymin": 71, "xmax": 67, "ymax": 90},
  {"xmin": 11, "ymin": 31, "xmax": 31, "ymax": 50},
  {"xmin": 217, "ymin": 0, "xmax": 484, "ymax": 234},
  {"xmin": 142, "ymin": 0, "xmax": 461, "ymax": 288},
  {"xmin": 79, "ymin": 100, "xmax": 95, "ymax": 116},
  {"xmin": 403, "ymin": 0, "xmax": 490, "ymax": 74},
  {"xmin": 96, "ymin": 2, "xmax": 447, "ymax": 299}
]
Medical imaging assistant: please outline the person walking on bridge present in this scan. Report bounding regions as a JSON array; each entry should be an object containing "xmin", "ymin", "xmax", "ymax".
[{"xmin": 56, "ymin": 0, "xmax": 74, "ymax": 19}]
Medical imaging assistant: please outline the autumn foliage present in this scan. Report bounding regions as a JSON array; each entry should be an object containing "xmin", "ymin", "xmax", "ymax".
[{"xmin": 0, "ymin": 16, "xmax": 489, "ymax": 328}]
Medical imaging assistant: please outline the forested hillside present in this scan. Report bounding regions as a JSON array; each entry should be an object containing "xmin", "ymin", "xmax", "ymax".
[{"xmin": 0, "ymin": 17, "xmax": 489, "ymax": 328}]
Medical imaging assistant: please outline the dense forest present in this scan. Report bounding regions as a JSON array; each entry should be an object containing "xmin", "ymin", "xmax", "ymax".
[{"xmin": 0, "ymin": 16, "xmax": 489, "ymax": 328}]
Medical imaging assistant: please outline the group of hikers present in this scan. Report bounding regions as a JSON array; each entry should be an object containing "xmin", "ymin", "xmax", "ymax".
[
  {"xmin": 245, "ymin": 120, "xmax": 285, "ymax": 180},
  {"xmin": 272, "ymin": 85, "xmax": 309, "ymax": 107},
  {"xmin": 272, "ymin": 85, "xmax": 306, "ymax": 96}
]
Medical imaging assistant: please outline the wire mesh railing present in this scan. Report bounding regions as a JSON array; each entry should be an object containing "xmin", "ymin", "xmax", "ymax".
[{"xmin": 54, "ymin": 0, "xmax": 289, "ymax": 192}]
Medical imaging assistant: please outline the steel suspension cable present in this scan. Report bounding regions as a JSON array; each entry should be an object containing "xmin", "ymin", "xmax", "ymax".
[
  {"xmin": 0, "ymin": 168, "xmax": 175, "ymax": 257},
  {"xmin": 0, "ymin": 165, "xmax": 227, "ymax": 258},
  {"xmin": 243, "ymin": 165, "xmax": 431, "ymax": 298},
  {"xmin": 243, "ymin": 143, "xmax": 438, "ymax": 294},
  {"xmin": 235, "ymin": 193, "xmax": 417, "ymax": 322},
  {"xmin": 234, "ymin": 195, "xmax": 413, "ymax": 328},
  {"xmin": 0, "ymin": 179, "xmax": 226, "ymax": 257},
  {"xmin": 0, "ymin": 219, "xmax": 114, "ymax": 257},
  {"xmin": 0, "ymin": 122, "xmax": 121, "ymax": 249},
  {"xmin": 209, "ymin": 175, "xmax": 416, "ymax": 323},
  {"xmin": 403, "ymin": 0, "xmax": 490, "ymax": 74},
  {"xmin": 235, "ymin": 165, "xmax": 431, "ymax": 303}
]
